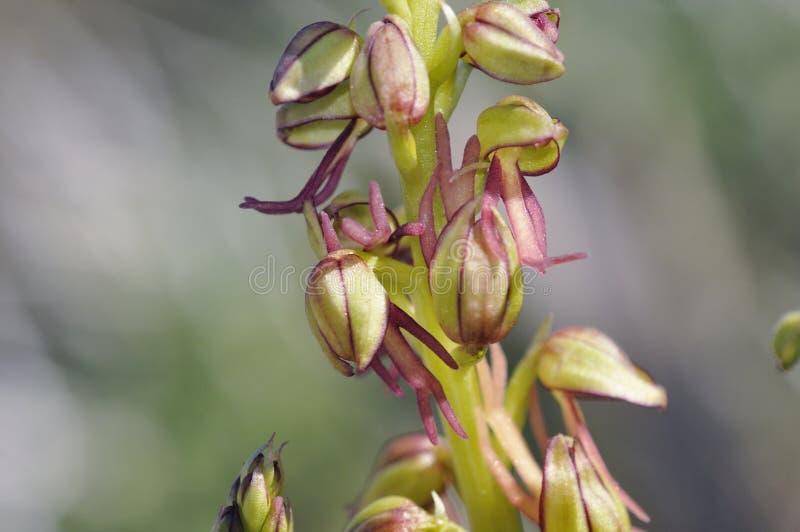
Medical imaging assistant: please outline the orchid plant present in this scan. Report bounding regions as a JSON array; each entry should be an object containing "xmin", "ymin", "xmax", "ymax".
[{"xmin": 213, "ymin": 1, "xmax": 668, "ymax": 531}]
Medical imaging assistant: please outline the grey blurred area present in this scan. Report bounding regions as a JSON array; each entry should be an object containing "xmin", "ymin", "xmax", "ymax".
[{"xmin": 1, "ymin": 0, "xmax": 798, "ymax": 531}]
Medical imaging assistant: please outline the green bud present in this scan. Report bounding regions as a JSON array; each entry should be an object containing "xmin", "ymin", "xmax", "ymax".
[
  {"xmin": 305, "ymin": 250, "xmax": 389, "ymax": 376},
  {"xmin": 429, "ymin": 202, "xmax": 523, "ymax": 355},
  {"xmin": 773, "ymin": 311, "xmax": 800, "ymax": 371},
  {"xmin": 276, "ymin": 84, "xmax": 369, "ymax": 149},
  {"xmin": 235, "ymin": 437, "xmax": 286, "ymax": 532},
  {"xmin": 270, "ymin": 21, "xmax": 362, "ymax": 105},
  {"xmin": 358, "ymin": 432, "xmax": 453, "ymax": 509},
  {"xmin": 459, "ymin": 2, "xmax": 564, "ymax": 85},
  {"xmin": 477, "ymin": 95, "xmax": 568, "ymax": 176},
  {"xmin": 541, "ymin": 435, "xmax": 630, "ymax": 532},
  {"xmin": 350, "ymin": 15, "xmax": 430, "ymax": 130},
  {"xmin": 537, "ymin": 328, "xmax": 668, "ymax": 408},
  {"xmin": 346, "ymin": 496, "xmax": 465, "ymax": 532}
]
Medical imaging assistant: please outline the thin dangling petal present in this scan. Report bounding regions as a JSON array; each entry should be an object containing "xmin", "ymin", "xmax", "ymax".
[
  {"xmin": 558, "ymin": 393, "xmax": 650, "ymax": 523},
  {"xmin": 479, "ymin": 156, "xmax": 508, "ymax": 262},
  {"xmin": 499, "ymin": 155, "xmax": 586, "ymax": 272},
  {"xmin": 475, "ymin": 407, "xmax": 541, "ymax": 523},
  {"xmin": 383, "ymin": 324, "xmax": 466, "ymax": 442},
  {"xmin": 389, "ymin": 304, "xmax": 458, "ymax": 369},
  {"xmin": 370, "ymin": 356, "xmax": 404, "ymax": 398},
  {"xmin": 240, "ymin": 119, "xmax": 359, "ymax": 215}
]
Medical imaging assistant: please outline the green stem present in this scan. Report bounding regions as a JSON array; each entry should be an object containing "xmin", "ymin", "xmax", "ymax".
[{"xmin": 392, "ymin": 4, "xmax": 522, "ymax": 529}]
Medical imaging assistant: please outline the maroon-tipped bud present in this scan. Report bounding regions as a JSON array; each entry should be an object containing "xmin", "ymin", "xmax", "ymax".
[
  {"xmin": 429, "ymin": 201, "xmax": 523, "ymax": 354},
  {"xmin": 349, "ymin": 15, "xmax": 430, "ymax": 129},
  {"xmin": 305, "ymin": 250, "xmax": 390, "ymax": 376}
]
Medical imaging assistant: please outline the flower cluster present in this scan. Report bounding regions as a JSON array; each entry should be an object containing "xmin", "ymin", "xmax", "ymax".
[{"xmin": 230, "ymin": 1, "xmax": 669, "ymax": 530}]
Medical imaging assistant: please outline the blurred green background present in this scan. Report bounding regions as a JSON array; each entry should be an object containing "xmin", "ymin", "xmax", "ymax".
[{"xmin": 1, "ymin": 0, "xmax": 799, "ymax": 530}]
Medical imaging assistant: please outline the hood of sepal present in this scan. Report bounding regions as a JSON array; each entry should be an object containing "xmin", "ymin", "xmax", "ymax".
[
  {"xmin": 477, "ymin": 95, "xmax": 567, "ymax": 176},
  {"xmin": 537, "ymin": 327, "xmax": 668, "ymax": 408},
  {"xmin": 349, "ymin": 15, "xmax": 430, "ymax": 130},
  {"xmin": 305, "ymin": 250, "xmax": 389, "ymax": 374},
  {"xmin": 459, "ymin": 1, "xmax": 564, "ymax": 85},
  {"xmin": 270, "ymin": 21, "xmax": 362, "ymax": 105}
]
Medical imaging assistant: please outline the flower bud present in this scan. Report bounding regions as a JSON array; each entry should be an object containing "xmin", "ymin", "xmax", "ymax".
[
  {"xmin": 537, "ymin": 328, "xmax": 668, "ymax": 408},
  {"xmin": 459, "ymin": 2, "xmax": 564, "ymax": 85},
  {"xmin": 541, "ymin": 435, "xmax": 630, "ymax": 532},
  {"xmin": 349, "ymin": 15, "xmax": 430, "ymax": 129},
  {"xmin": 357, "ymin": 432, "xmax": 453, "ymax": 509},
  {"xmin": 235, "ymin": 437, "xmax": 287, "ymax": 532},
  {"xmin": 477, "ymin": 95, "xmax": 568, "ymax": 176},
  {"xmin": 346, "ymin": 496, "xmax": 464, "ymax": 532},
  {"xmin": 276, "ymin": 84, "xmax": 368, "ymax": 149},
  {"xmin": 305, "ymin": 250, "xmax": 389, "ymax": 376},
  {"xmin": 773, "ymin": 311, "xmax": 800, "ymax": 371},
  {"xmin": 429, "ymin": 201, "xmax": 523, "ymax": 354},
  {"xmin": 270, "ymin": 21, "xmax": 362, "ymax": 105}
]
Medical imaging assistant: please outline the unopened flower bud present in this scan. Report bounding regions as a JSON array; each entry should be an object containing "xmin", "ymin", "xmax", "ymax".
[
  {"xmin": 459, "ymin": 2, "xmax": 564, "ymax": 85},
  {"xmin": 773, "ymin": 311, "xmax": 800, "ymax": 371},
  {"xmin": 541, "ymin": 435, "xmax": 630, "ymax": 532},
  {"xmin": 350, "ymin": 15, "xmax": 430, "ymax": 129},
  {"xmin": 357, "ymin": 432, "xmax": 453, "ymax": 509},
  {"xmin": 477, "ymin": 95, "xmax": 568, "ymax": 176},
  {"xmin": 270, "ymin": 21, "xmax": 362, "ymax": 105},
  {"xmin": 277, "ymin": 84, "xmax": 368, "ymax": 149},
  {"xmin": 430, "ymin": 201, "xmax": 523, "ymax": 354},
  {"xmin": 305, "ymin": 250, "xmax": 389, "ymax": 376},
  {"xmin": 537, "ymin": 328, "xmax": 667, "ymax": 408},
  {"xmin": 235, "ymin": 436, "xmax": 287, "ymax": 532},
  {"xmin": 346, "ymin": 496, "xmax": 464, "ymax": 532}
]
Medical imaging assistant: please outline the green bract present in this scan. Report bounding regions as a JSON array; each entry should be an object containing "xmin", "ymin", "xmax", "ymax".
[
  {"xmin": 349, "ymin": 15, "xmax": 430, "ymax": 130},
  {"xmin": 537, "ymin": 328, "xmax": 668, "ymax": 408},
  {"xmin": 305, "ymin": 249, "xmax": 389, "ymax": 376},
  {"xmin": 477, "ymin": 95, "xmax": 568, "ymax": 176},
  {"xmin": 459, "ymin": 1, "xmax": 564, "ymax": 85},
  {"xmin": 429, "ymin": 201, "xmax": 523, "ymax": 354},
  {"xmin": 270, "ymin": 21, "xmax": 362, "ymax": 105}
]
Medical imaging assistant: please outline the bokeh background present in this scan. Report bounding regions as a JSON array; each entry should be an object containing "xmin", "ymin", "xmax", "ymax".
[{"xmin": 2, "ymin": 0, "xmax": 799, "ymax": 530}]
